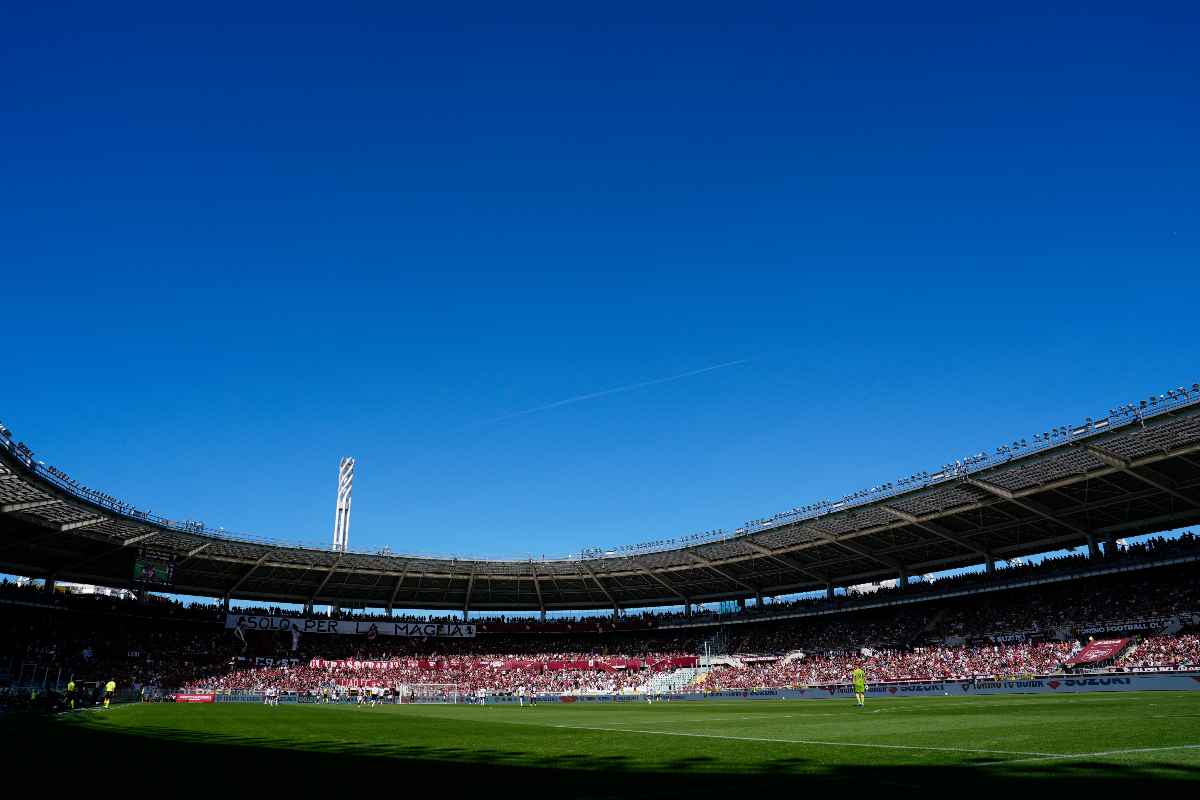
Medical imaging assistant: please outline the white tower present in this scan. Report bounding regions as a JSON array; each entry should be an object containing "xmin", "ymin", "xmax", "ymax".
[{"xmin": 332, "ymin": 457, "xmax": 355, "ymax": 552}]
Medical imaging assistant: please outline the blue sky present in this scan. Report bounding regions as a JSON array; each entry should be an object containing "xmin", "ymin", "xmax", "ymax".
[{"xmin": 2, "ymin": 3, "xmax": 1197, "ymax": 563}]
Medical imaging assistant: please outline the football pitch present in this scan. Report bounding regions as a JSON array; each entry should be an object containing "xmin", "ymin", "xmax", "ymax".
[{"xmin": 7, "ymin": 693, "xmax": 1200, "ymax": 795}]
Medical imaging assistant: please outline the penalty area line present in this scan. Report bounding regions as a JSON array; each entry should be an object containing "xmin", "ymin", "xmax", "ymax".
[
  {"xmin": 547, "ymin": 723, "xmax": 1058, "ymax": 758},
  {"xmin": 984, "ymin": 744, "xmax": 1200, "ymax": 766}
]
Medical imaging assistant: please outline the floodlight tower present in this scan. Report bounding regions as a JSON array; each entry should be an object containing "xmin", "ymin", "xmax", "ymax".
[{"xmin": 332, "ymin": 457, "xmax": 355, "ymax": 552}]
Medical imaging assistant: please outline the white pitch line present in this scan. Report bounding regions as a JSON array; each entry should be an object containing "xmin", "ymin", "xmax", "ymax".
[
  {"xmin": 549, "ymin": 723, "xmax": 1057, "ymax": 758},
  {"xmin": 600, "ymin": 714, "xmax": 808, "ymax": 725},
  {"xmin": 986, "ymin": 744, "xmax": 1200, "ymax": 766},
  {"xmin": 1150, "ymin": 714, "xmax": 1200, "ymax": 719},
  {"xmin": 57, "ymin": 705, "xmax": 131, "ymax": 715}
]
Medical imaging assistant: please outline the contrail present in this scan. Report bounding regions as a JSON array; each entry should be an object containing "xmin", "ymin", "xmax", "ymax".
[{"xmin": 475, "ymin": 359, "xmax": 749, "ymax": 427}]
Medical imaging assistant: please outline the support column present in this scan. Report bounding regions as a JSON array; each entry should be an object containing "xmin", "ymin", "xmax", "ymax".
[
  {"xmin": 826, "ymin": 583, "xmax": 835, "ymax": 601},
  {"xmin": 685, "ymin": 601, "xmax": 692, "ymax": 618},
  {"xmin": 898, "ymin": 567, "xmax": 908, "ymax": 588},
  {"xmin": 755, "ymin": 591, "xmax": 763, "ymax": 608},
  {"xmin": 462, "ymin": 609, "xmax": 469, "ymax": 621},
  {"xmin": 1086, "ymin": 534, "xmax": 1100, "ymax": 560},
  {"xmin": 539, "ymin": 609, "xmax": 546, "ymax": 622},
  {"xmin": 612, "ymin": 606, "xmax": 620, "ymax": 620},
  {"xmin": 985, "ymin": 554, "xmax": 996, "ymax": 575}
]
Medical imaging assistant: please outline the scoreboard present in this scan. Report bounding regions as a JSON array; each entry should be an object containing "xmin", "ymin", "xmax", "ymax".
[{"xmin": 133, "ymin": 550, "xmax": 175, "ymax": 587}]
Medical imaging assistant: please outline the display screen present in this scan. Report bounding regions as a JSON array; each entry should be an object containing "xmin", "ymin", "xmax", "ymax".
[{"xmin": 133, "ymin": 551, "xmax": 175, "ymax": 587}]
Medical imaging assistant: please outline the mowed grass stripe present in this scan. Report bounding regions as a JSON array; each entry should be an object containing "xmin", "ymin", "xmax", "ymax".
[
  {"xmin": 475, "ymin": 692, "xmax": 1194, "ymax": 758},
  {"xmin": 543, "ymin": 722, "xmax": 1058, "ymax": 757},
  {"xmin": 38, "ymin": 692, "xmax": 1200, "ymax": 778}
]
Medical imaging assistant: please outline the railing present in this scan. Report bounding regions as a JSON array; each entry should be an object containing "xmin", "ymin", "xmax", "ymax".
[
  {"xmin": 2, "ymin": 381, "xmax": 1198, "ymax": 563},
  {"xmin": 653, "ymin": 551, "xmax": 1200, "ymax": 630},
  {"xmin": 587, "ymin": 384, "xmax": 1200, "ymax": 558},
  {"xmin": 5, "ymin": 661, "xmax": 68, "ymax": 691},
  {"xmin": 0, "ymin": 434, "xmax": 546, "ymax": 560}
]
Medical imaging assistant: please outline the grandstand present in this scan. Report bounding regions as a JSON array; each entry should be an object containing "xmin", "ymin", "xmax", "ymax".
[
  {"xmin": 3, "ymin": 546, "xmax": 1198, "ymax": 701},
  {"xmin": 2, "ymin": 385, "xmax": 1199, "ymax": 615},
  {"xmin": 4, "ymin": 387, "xmax": 1200, "ymax": 793},
  {"xmin": 2, "ymin": 384, "xmax": 1200, "ymax": 703}
]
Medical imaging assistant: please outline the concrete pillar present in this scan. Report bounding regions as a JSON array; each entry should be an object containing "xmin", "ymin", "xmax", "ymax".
[
  {"xmin": 1086, "ymin": 534, "xmax": 1100, "ymax": 560},
  {"xmin": 685, "ymin": 601, "xmax": 692, "ymax": 618},
  {"xmin": 985, "ymin": 554, "xmax": 996, "ymax": 575},
  {"xmin": 898, "ymin": 567, "xmax": 908, "ymax": 587}
]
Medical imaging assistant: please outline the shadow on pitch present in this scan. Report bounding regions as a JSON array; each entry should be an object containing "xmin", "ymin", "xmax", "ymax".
[{"xmin": 4, "ymin": 715, "xmax": 1198, "ymax": 797}]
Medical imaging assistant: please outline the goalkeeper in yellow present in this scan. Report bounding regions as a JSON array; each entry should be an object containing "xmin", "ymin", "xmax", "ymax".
[{"xmin": 851, "ymin": 666, "xmax": 867, "ymax": 708}]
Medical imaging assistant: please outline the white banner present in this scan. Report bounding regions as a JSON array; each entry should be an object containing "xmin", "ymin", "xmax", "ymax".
[
  {"xmin": 1077, "ymin": 617, "xmax": 1174, "ymax": 634},
  {"xmin": 225, "ymin": 614, "xmax": 476, "ymax": 638}
]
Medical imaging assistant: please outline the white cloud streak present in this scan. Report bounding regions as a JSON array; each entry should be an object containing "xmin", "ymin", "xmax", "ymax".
[{"xmin": 476, "ymin": 359, "xmax": 749, "ymax": 427}]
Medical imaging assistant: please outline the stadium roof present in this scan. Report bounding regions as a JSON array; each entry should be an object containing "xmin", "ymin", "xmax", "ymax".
[{"xmin": 3, "ymin": 386, "xmax": 1200, "ymax": 612}]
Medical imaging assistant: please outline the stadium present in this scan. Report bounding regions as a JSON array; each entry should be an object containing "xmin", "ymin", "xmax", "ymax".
[
  {"xmin": 5, "ymin": 6, "xmax": 1200, "ymax": 796},
  {"xmin": 3, "ymin": 384, "xmax": 1200, "ymax": 793}
]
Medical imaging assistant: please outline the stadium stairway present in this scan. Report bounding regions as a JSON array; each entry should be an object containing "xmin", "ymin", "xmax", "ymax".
[
  {"xmin": 644, "ymin": 667, "xmax": 704, "ymax": 694},
  {"xmin": 702, "ymin": 655, "xmax": 741, "ymax": 668},
  {"xmin": 780, "ymin": 650, "xmax": 806, "ymax": 665},
  {"xmin": 909, "ymin": 607, "xmax": 950, "ymax": 647}
]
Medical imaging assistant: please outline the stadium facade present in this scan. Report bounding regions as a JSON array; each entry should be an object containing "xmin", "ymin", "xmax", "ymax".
[{"xmin": 2, "ymin": 387, "xmax": 1199, "ymax": 613}]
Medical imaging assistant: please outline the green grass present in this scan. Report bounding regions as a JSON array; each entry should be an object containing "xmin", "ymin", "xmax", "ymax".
[{"xmin": 6, "ymin": 693, "xmax": 1200, "ymax": 796}]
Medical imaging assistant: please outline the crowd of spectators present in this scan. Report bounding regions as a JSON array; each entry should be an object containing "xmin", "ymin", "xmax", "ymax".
[
  {"xmin": 215, "ymin": 532, "xmax": 1200, "ymax": 631},
  {"xmin": 706, "ymin": 642, "xmax": 1077, "ymax": 689},
  {"xmin": 2, "ymin": 531, "xmax": 1196, "ymax": 634},
  {"xmin": 1117, "ymin": 635, "xmax": 1200, "ymax": 671},
  {"xmin": 4, "ymin": 554, "xmax": 1199, "ymax": 696},
  {"xmin": 663, "ymin": 532, "xmax": 1200, "ymax": 627},
  {"xmin": 187, "ymin": 655, "xmax": 665, "ymax": 696},
  {"xmin": 188, "ymin": 631, "xmax": 1200, "ymax": 694},
  {"xmin": 0, "ymin": 586, "xmax": 233, "ymax": 696}
]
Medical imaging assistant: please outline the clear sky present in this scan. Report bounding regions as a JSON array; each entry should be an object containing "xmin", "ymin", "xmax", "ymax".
[{"xmin": 3, "ymin": 3, "xmax": 1197, "ymax": 562}]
